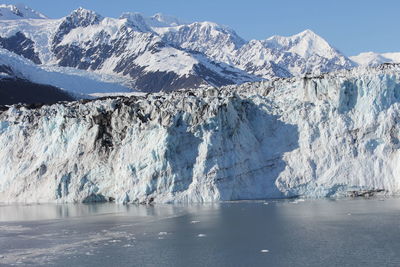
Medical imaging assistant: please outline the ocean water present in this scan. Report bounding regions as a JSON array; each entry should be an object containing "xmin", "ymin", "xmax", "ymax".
[{"xmin": 0, "ymin": 198, "xmax": 400, "ymax": 266}]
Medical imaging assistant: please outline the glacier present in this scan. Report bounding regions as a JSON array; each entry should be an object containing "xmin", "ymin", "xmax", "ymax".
[
  {"xmin": 0, "ymin": 48, "xmax": 133, "ymax": 97},
  {"xmin": 0, "ymin": 64, "xmax": 400, "ymax": 203}
]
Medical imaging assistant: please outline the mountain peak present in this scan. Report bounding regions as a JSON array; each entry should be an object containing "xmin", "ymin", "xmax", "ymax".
[
  {"xmin": 0, "ymin": 4, "xmax": 47, "ymax": 20},
  {"xmin": 64, "ymin": 7, "xmax": 103, "ymax": 27},
  {"xmin": 119, "ymin": 12, "xmax": 152, "ymax": 32},
  {"xmin": 153, "ymin": 13, "xmax": 183, "ymax": 26},
  {"xmin": 70, "ymin": 7, "xmax": 102, "ymax": 19},
  {"xmin": 52, "ymin": 7, "xmax": 103, "ymax": 47},
  {"xmin": 296, "ymin": 29, "xmax": 318, "ymax": 37},
  {"xmin": 147, "ymin": 13, "xmax": 185, "ymax": 27},
  {"xmin": 266, "ymin": 29, "xmax": 337, "ymax": 59}
]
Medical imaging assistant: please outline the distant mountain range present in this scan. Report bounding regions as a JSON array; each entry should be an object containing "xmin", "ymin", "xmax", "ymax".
[
  {"xmin": 0, "ymin": 4, "xmax": 398, "ymax": 101},
  {"xmin": 350, "ymin": 52, "xmax": 400, "ymax": 66}
]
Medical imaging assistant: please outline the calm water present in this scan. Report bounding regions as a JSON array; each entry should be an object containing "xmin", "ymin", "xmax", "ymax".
[{"xmin": 0, "ymin": 198, "xmax": 400, "ymax": 266}]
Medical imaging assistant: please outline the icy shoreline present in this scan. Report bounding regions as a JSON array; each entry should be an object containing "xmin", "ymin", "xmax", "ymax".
[{"xmin": 1, "ymin": 65, "xmax": 400, "ymax": 203}]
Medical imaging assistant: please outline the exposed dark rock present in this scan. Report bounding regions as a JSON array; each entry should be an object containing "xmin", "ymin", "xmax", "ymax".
[
  {"xmin": 92, "ymin": 111, "xmax": 114, "ymax": 149},
  {"xmin": 347, "ymin": 189, "xmax": 385, "ymax": 198},
  {"xmin": 140, "ymin": 197, "xmax": 155, "ymax": 205},
  {"xmin": 52, "ymin": 8, "xmax": 102, "ymax": 47},
  {"xmin": 82, "ymin": 193, "xmax": 107, "ymax": 203},
  {"xmin": 0, "ymin": 32, "xmax": 41, "ymax": 64},
  {"xmin": 0, "ymin": 65, "xmax": 14, "ymax": 76},
  {"xmin": 0, "ymin": 78, "xmax": 76, "ymax": 105},
  {"xmin": 0, "ymin": 105, "xmax": 9, "ymax": 112}
]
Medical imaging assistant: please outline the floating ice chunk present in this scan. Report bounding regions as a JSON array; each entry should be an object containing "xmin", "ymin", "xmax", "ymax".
[
  {"xmin": 158, "ymin": 232, "xmax": 168, "ymax": 235},
  {"xmin": 190, "ymin": 221, "xmax": 200, "ymax": 224},
  {"xmin": 291, "ymin": 199, "xmax": 305, "ymax": 204},
  {"xmin": 197, "ymin": 234, "xmax": 206, "ymax": 237},
  {"xmin": 260, "ymin": 249, "xmax": 269, "ymax": 253},
  {"xmin": 263, "ymin": 202, "xmax": 269, "ymax": 205}
]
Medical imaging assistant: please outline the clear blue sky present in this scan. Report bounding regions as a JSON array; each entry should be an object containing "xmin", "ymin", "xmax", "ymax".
[{"xmin": 2, "ymin": 0, "xmax": 399, "ymax": 56}]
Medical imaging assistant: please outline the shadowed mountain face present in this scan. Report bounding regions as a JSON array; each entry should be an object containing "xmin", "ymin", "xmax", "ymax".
[
  {"xmin": 0, "ymin": 32, "xmax": 41, "ymax": 64},
  {"xmin": 0, "ymin": 78, "xmax": 76, "ymax": 105}
]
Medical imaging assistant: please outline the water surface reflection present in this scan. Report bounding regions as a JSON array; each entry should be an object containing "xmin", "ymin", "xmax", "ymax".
[{"xmin": 0, "ymin": 199, "xmax": 399, "ymax": 266}]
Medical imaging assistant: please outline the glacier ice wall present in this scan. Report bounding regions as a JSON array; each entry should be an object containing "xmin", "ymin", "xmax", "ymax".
[{"xmin": 1, "ymin": 65, "xmax": 400, "ymax": 203}]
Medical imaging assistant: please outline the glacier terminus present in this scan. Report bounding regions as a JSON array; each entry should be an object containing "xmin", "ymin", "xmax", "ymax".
[{"xmin": 1, "ymin": 65, "xmax": 399, "ymax": 203}]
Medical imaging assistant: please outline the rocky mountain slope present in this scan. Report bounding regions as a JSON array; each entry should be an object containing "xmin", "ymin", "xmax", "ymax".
[{"xmin": 0, "ymin": 64, "xmax": 399, "ymax": 203}]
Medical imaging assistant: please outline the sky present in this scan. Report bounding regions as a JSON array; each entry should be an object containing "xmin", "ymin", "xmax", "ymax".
[{"xmin": 2, "ymin": 0, "xmax": 399, "ymax": 56}]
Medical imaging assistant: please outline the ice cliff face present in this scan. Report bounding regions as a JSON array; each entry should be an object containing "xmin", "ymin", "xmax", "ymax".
[{"xmin": 1, "ymin": 64, "xmax": 400, "ymax": 203}]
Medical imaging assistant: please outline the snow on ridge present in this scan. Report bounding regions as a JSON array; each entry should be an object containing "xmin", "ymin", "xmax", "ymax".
[
  {"xmin": 382, "ymin": 52, "xmax": 400, "ymax": 63},
  {"xmin": 0, "ymin": 4, "xmax": 47, "ymax": 20},
  {"xmin": 119, "ymin": 12, "xmax": 153, "ymax": 32},
  {"xmin": 148, "ymin": 12, "xmax": 186, "ymax": 27},
  {"xmin": 0, "ymin": 18, "xmax": 61, "ymax": 64},
  {"xmin": 264, "ymin": 29, "xmax": 339, "ymax": 59},
  {"xmin": 350, "ymin": 52, "xmax": 400, "ymax": 67},
  {"xmin": 134, "ymin": 47, "xmax": 199, "ymax": 76},
  {"xmin": 69, "ymin": 7, "xmax": 103, "ymax": 22},
  {"xmin": 58, "ymin": 17, "xmax": 128, "ymax": 46}
]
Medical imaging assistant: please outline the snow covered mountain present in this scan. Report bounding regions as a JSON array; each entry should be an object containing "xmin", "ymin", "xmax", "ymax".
[
  {"xmin": 1, "ymin": 64, "xmax": 400, "ymax": 203},
  {"xmin": 0, "ymin": 4, "xmax": 397, "ymax": 95},
  {"xmin": 0, "ymin": 4, "xmax": 47, "ymax": 20},
  {"xmin": 0, "ymin": 7, "xmax": 260, "ymax": 92},
  {"xmin": 0, "ymin": 4, "xmax": 365, "ymax": 94},
  {"xmin": 157, "ymin": 26, "xmax": 355, "ymax": 79},
  {"xmin": 155, "ymin": 20, "xmax": 246, "ymax": 64},
  {"xmin": 235, "ymin": 30, "xmax": 356, "ymax": 77},
  {"xmin": 350, "ymin": 52, "xmax": 400, "ymax": 66}
]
